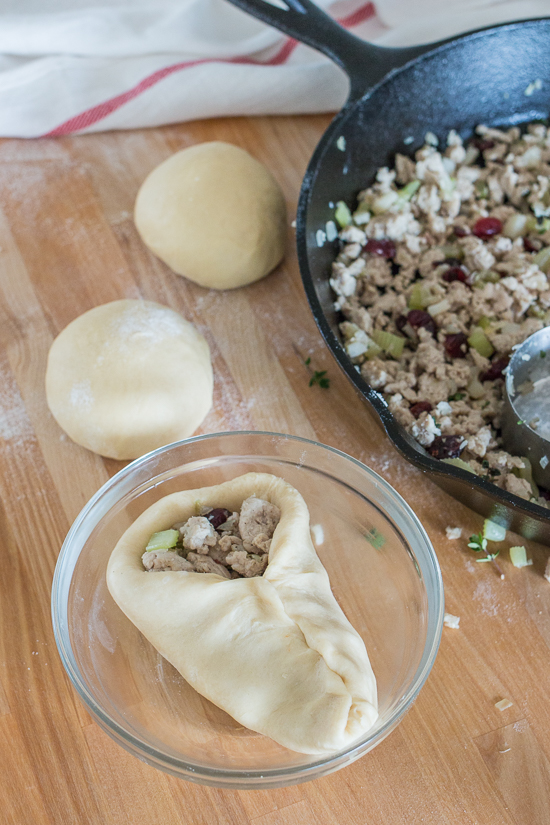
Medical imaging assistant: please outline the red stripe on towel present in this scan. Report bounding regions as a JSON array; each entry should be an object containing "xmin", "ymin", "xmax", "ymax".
[{"xmin": 44, "ymin": 1, "xmax": 376, "ymax": 136}]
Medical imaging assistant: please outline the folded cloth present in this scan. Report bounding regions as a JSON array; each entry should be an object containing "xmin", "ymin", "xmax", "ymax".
[{"xmin": 0, "ymin": 0, "xmax": 548, "ymax": 138}]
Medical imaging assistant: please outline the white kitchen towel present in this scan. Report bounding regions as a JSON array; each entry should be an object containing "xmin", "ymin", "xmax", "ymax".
[{"xmin": 0, "ymin": 0, "xmax": 549, "ymax": 138}]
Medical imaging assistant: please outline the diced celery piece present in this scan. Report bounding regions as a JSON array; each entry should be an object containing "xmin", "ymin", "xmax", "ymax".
[
  {"xmin": 503, "ymin": 213, "xmax": 528, "ymax": 239},
  {"xmin": 483, "ymin": 519, "xmax": 506, "ymax": 542},
  {"xmin": 408, "ymin": 282, "xmax": 440, "ymax": 310},
  {"xmin": 353, "ymin": 202, "xmax": 371, "ymax": 225},
  {"xmin": 528, "ymin": 305, "xmax": 547, "ymax": 320},
  {"xmin": 513, "ymin": 456, "xmax": 539, "ymax": 498},
  {"xmin": 370, "ymin": 329, "xmax": 405, "ymax": 358},
  {"xmin": 533, "ymin": 246, "xmax": 550, "ymax": 273},
  {"xmin": 500, "ymin": 321, "xmax": 521, "ymax": 335},
  {"xmin": 398, "ymin": 180, "xmax": 421, "ymax": 201},
  {"xmin": 442, "ymin": 457, "xmax": 477, "ymax": 474},
  {"xmin": 408, "ymin": 283, "xmax": 428, "ymax": 310},
  {"xmin": 364, "ymin": 342, "xmax": 383, "ymax": 359},
  {"xmin": 354, "ymin": 200, "xmax": 370, "ymax": 214},
  {"xmin": 475, "ymin": 180, "xmax": 489, "ymax": 199},
  {"xmin": 342, "ymin": 322, "xmax": 382, "ymax": 360},
  {"xmin": 145, "ymin": 529, "xmax": 180, "ymax": 552},
  {"xmin": 467, "ymin": 375, "xmax": 485, "ymax": 399},
  {"xmin": 467, "ymin": 328, "xmax": 494, "ymax": 358},
  {"xmin": 334, "ymin": 200, "xmax": 352, "ymax": 228},
  {"xmin": 509, "ymin": 546, "xmax": 532, "ymax": 568},
  {"xmin": 440, "ymin": 243, "xmax": 464, "ymax": 260},
  {"xmin": 428, "ymin": 298, "xmax": 450, "ymax": 317},
  {"xmin": 478, "ymin": 316, "xmax": 493, "ymax": 330},
  {"xmin": 371, "ymin": 190, "xmax": 399, "ymax": 214},
  {"xmin": 472, "ymin": 270, "xmax": 500, "ymax": 286},
  {"xmin": 536, "ymin": 218, "xmax": 550, "ymax": 233}
]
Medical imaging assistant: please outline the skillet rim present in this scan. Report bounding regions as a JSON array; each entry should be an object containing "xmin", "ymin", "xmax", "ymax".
[{"xmin": 295, "ymin": 17, "xmax": 550, "ymax": 538}]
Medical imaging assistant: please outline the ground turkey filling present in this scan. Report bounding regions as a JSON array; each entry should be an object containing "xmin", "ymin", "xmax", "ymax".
[
  {"xmin": 142, "ymin": 496, "xmax": 281, "ymax": 578},
  {"xmin": 331, "ymin": 122, "xmax": 550, "ymax": 506}
]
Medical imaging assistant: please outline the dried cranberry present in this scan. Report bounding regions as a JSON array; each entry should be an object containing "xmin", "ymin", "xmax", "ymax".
[
  {"xmin": 407, "ymin": 309, "xmax": 437, "ymax": 337},
  {"xmin": 410, "ymin": 401, "xmax": 433, "ymax": 418},
  {"xmin": 444, "ymin": 333, "xmax": 468, "ymax": 358},
  {"xmin": 443, "ymin": 266, "xmax": 469, "ymax": 284},
  {"xmin": 472, "ymin": 138, "xmax": 495, "ymax": 152},
  {"xmin": 472, "ymin": 217, "xmax": 502, "ymax": 240},
  {"xmin": 523, "ymin": 237, "xmax": 540, "ymax": 253},
  {"xmin": 206, "ymin": 508, "xmax": 232, "ymax": 530},
  {"xmin": 395, "ymin": 315, "xmax": 408, "ymax": 333},
  {"xmin": 364, "ymin": 239, "xmax": 396, "ymax": 259},
  {"xmin": 480, "ymin": 355, "xmax": 509, "ymax": 382},
  {"xmin": 453, "ymin": 225, "xmax": 469, "ymax": 237},
  {"xmin": 428, "ymin": 435, "xmax": 465, "ymax": 460}
]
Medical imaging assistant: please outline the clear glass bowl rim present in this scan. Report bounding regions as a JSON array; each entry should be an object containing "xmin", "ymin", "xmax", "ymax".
[{"xmin": 51, "ymin": 430, "xmax": 444, "ymax": 788}]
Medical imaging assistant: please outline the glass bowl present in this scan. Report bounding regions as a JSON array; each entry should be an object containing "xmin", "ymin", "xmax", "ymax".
[{"xmin": 51, "ymin": 431, "xmax": 443, "ymax": 789}]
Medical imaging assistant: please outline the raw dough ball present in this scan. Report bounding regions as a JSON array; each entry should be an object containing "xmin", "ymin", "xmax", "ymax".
[
  {"xmin": 134, "ymin": 141, "xmax": 287, "ymax": 290},
  {"xmin": 45, "ymin": 300, "xmax": 213, "ymax": 460}
]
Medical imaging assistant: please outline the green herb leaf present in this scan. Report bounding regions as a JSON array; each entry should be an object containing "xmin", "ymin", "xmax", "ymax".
[
  {"xmin": 468, "ymin": 532, "xmax": 488, "ymax": 552},
  {"xmin": 309, "ymin": 370, "xmax": 330, "ymax": 389}
]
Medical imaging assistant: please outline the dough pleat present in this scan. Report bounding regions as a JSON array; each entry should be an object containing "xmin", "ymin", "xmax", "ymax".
[{"xmin": 107, "ymin": 473, "xmax": 378, "ymax": 754}]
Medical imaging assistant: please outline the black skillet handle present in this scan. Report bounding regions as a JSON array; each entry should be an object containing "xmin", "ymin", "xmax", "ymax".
[{"xmin": 225, "ymin": 0, "xmax": 442, "ymax": 101}]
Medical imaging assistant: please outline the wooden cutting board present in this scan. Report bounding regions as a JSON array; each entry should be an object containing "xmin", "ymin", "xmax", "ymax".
[{"xmin": 0, "ymin": 113, "xmax": 549, "ymax": 825}]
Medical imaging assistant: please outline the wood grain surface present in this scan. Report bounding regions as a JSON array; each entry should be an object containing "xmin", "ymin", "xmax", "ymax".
[{"xmin": 0, "ymin": 113, "xmax": 549, "ymax": 825}]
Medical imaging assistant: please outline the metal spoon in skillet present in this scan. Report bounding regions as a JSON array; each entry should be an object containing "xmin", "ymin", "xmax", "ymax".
[{"xmin": 225, "ymin": 0, "xmax": 550, "ymax": 543}]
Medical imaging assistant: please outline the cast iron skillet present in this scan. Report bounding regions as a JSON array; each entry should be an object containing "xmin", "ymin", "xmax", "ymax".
[{"xmin": 226, "ymin": 0, "xmax": 550, "ymax": 544}]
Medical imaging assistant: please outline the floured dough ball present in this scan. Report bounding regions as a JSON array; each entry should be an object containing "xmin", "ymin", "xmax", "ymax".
[
  {"xmin": 45, "ymin": 299, "xmax": 213, "ymax": 460},
  {"xmin": 134, "ymin": 142, "xmax": 287, "ymax": 290}
]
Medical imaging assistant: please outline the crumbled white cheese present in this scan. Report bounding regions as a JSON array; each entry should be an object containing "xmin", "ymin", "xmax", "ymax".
[
  {"xmin": 325, "ymin": 220, "xmax": 338, "ymax": 242},
  {"xmin": 443, "ymin": 613, "xmax": 460, "ymax": 629},
  {"xmin": 316, "ymin": 229, "xmax": 326, "ymax": 247},
  {"xmin": 436, "ymin": 401, "xmax": 453, "ymax": 416},
  {"xmin": 445, "ymin": 526, "xmax": 462, "ymax": 540},
  {"xmin": 411, "ymin": 414, "xmax": 441, "ymax": 447}
]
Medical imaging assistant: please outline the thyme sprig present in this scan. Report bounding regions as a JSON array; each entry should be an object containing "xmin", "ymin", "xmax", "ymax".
[{"xmin": 467, "ymin": 530, "xmax": 505, "ymax": 578}]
